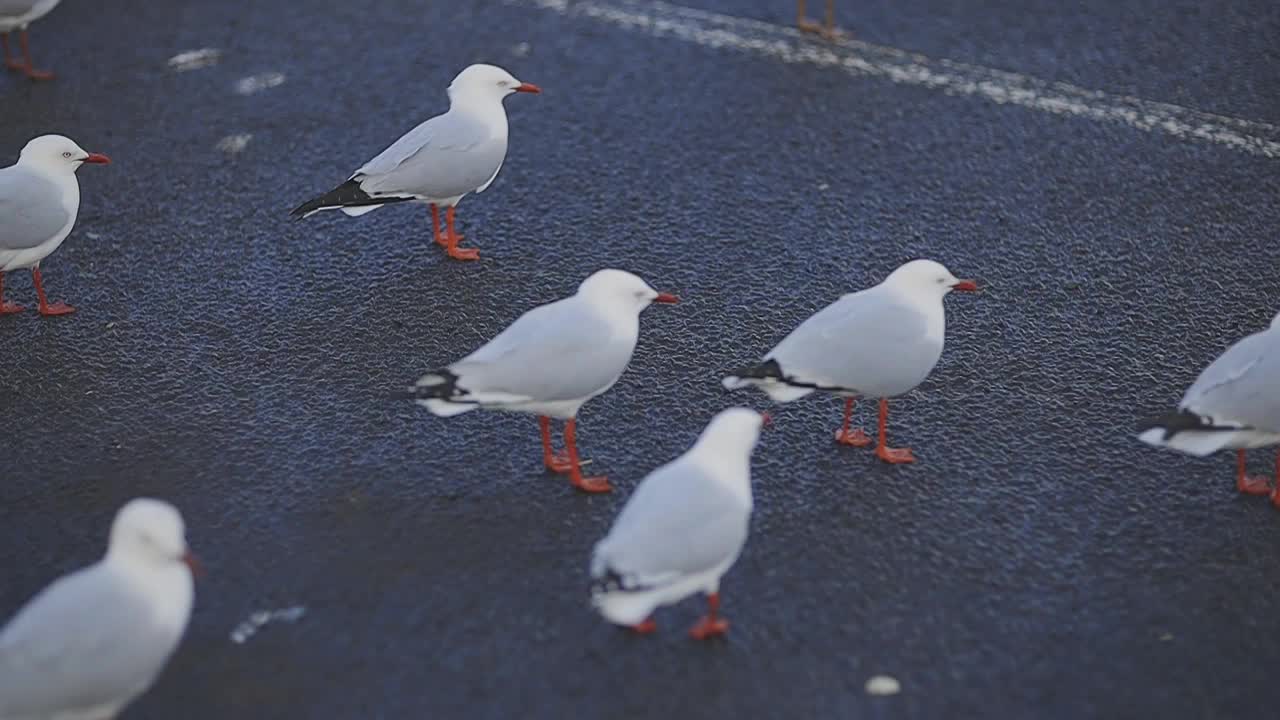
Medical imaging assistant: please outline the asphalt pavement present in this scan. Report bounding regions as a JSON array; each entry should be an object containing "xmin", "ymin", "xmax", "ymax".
[{"xmin": 2, "ymin": 0, "xmax": 1280, "ymax": 718}]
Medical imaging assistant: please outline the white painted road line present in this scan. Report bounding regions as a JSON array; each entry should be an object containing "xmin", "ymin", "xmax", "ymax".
[{"xmin": 509, "ymin": 0, "xmax": 1280, "ymax": 159}]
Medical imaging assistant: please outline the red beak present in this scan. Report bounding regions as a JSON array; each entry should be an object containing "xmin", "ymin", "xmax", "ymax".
[
  {"xmin": 82, "ymin": 153, "xmax": 111, "ymax": 165},
  {"xmin": 514, "ymin": 82, "xmax": 541, "ymax": 94},
  {"xmin": 653, "ymin": 292, "xmax": 679, "ymax": 304},
  {"xmin": 761, "ymin": 412, "xmax": 773, "ymax": 427},
  {"xmin": 951, "ymin": 279, "xmax": 979, "ymax": 292},
  {"xmin": 182, "ymin": 550, "xmax": 205, "ymax": 578}
]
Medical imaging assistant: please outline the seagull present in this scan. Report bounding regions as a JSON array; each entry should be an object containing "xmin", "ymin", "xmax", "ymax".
[
  {"xmin": 0, "ymin": 0, "xmax": 61, "ymax": 80},
  {"xmin": 291, "ymin": 63, "xmax": 541, "ymax": 261},
  {"xmin": 398, "ymin": 269, "xmax": 679, "ymax": 493},
  {"xmin": 796, "ymin": 0, "xmax": 841, "ymax": 39},
  {"xmin": 0, "ymin": 498, "xmax": 199, "ymax": 720},
  {"xmin": 1, "ymin": 134, "xmax": 110, "ymax": 316},
  {"xmin": 723, "ymin": 259, "xmax": 978, "ymax": 464},
  {"xmin": 590, "ymin": 408, "xmax": 767, "ymax": 639},
  {"xmin": 1138, "ymin": 311, "xmax": 1280, "ymax": 504}
]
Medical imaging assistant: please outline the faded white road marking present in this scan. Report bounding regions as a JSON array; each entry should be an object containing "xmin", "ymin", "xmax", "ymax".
[
  {"xmin": 230, "ymin": 605, "xmax": 307, "ymax": 644},
  {"xmin": 216, "ymin": 134, "xmax": 253, "ymax": 155},
  {"xmin": 508, "ymin": 0, "xmax": 1280, "ymax": 159},
  {"xmin": 236, "ymin": 72, "xmax": 287, "ymax": 95},
  {"xmin": 865, "ymin": 674, "xmax": 902, "ymax": 696},
  {"xmin": 168, "ymin": 48, "xmax": 221, "ymax": 72}
]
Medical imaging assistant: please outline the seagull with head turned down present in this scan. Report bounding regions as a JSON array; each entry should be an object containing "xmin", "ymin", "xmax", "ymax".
[
  {"xmin": 591, "ymin": 408, "xmax": 767, "ymax": 639},
  {"xmin": 398, "ymin": 269, "xmax": 679, "ymax": 493},
  {"xmin": 723, "ymin": 259, "xmax": 978, "ymax": 464},
  {"xmin": 1, "ymin": 134, "xmax": 111, "ymax": 316},
  {"xmin": 291, "ymin": 63, "xmax": 541, "ymax": 261},
  {"xmin": 0, "ymin": 0, "xmax": 62, "ymax": 80},
  {"xmin": 0, "ymin": 498, "xmax": 200, "ymax": 720},
  {"xmin": 1138, "ymin": 311, "xmax": 1280, "ymax": 504}
]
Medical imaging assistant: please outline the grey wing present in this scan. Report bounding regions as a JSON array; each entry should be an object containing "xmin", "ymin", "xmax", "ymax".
[
  {"xmin": 592, "ymin": 461, "xmax": 749, "ymax": 588},
  {"xmin": 768, "ymin": 288, "xmax": 937, "ymax": 395},
  {"xmin": 355, "ymin": 116, "xmax": 441, "ymax": 178},
  {"xmin": 357, "ymin": 111, "xmax": 503, "ymax": 198},
  {"xmin": 450, "ymin": 300, "xmax": 635, "ymax": 403},
  {"xmin": 0, "ymin": 167, "xmax": 71, "ymax": 251},
  {"xmin": 0, "ymin": 568, "xmax": 159, "ymax": 715},
  {"xmin": 1181, "ymin": 329, "xmax": 1280, "ymax": 430}
]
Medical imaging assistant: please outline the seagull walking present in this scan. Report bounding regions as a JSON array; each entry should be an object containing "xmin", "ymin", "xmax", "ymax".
[
  {"xmin": 1138, "ymin": 311, "xmax": 1280, "ymax": 504},
  {"xmin": 0, "ymin": 499, "xmax": 199, "ymax": 720},
  {"xmin": 1, "ymin": 134, "xmax": 110, "ymax": 316},
  {"xmin": 0, "ymin": 0, "xmax": 61, "ymax": 80},
  {"xmin": 291, "ymin": 63, "xmax": 540, "ymax": 261},
  {"xmin": 398, "ymin": 269, "xmax": 678, "ymax": 493},
  {"xmin": 590, "ymin": 408, "xmax": 767, "ymax": 639},
  {"xmin": 723, "ymin": 259, "xmax": 978, "ymax": 464}
]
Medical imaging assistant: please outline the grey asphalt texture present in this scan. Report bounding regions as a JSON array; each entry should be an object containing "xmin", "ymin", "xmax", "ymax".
[{"xmin": 2, "ymin": 0, "xmax": 1280, "ymax": 718}]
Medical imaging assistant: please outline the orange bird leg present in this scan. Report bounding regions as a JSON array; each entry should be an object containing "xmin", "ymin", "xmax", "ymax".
[
  {"xmin": 16, "ymin": 30, "xmax": 54, "ymax": 81},
  {"xmin": 539, "ymin": 416, "xmax": 573, "ymax": 474},
  {"xmin": 688, "ymin": 592, "xmax": 730, "ymax": 640},
  {"xmin": 1, "ymin": 33, "xmax": 22, "ymax": 71},
  {"xmin": 630, "ymin": 618, "xmax": 657, "ymax": 634},
  {"xmin": 1269, "ymin": 450, "xmax": 1280, "ymax": 508},
  {"xmin": 430, "ymin": 204, "xmax": 448, "ymax": 247},
  {"xmin": 1236, "ymin": 449, "xmax": 1271, "ymax": 496},
  {"xmin": 873, "ymin": 398, "xmax": 915, "ymax": 464},
  {"xmin": 32, "ymin": 268, "xmax": 74, "ymax": 316},
  {"xmin": 442, "ymin": 206, "xmax": 479, "ymax": 261},
  {"xmin": 0, "ymin": 274, "xmax": 25, "ymax": 314},
  {"xmin": 834, "ymin": 397, "xmax": 872, "ymax": 447},
  {"xmin": 563, "ymin": 418, "xmax": 611, "ymax": 493},
  {"xmin": 797, "ymin": 0, "xmax": 842, "ymax": 39}
]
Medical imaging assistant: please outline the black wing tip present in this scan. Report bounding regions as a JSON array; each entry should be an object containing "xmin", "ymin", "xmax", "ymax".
[
  {"xmin": 289, "ymin": 178, "xmax": 377, "ymax": 219},
  {"xmin": 394, "ymin": 369, "xmax": 461, "ymax": 402},
  {"xmin": 590, "ymin": 567, "xmax": 653, "ymax": 596},
  {"xmin": 1136, "ymin": 408, "xmax": 1241, "ymax": 439},
  {"xmin": 727, "ymin": 358, "xmax": 785, "ymax": 381}
]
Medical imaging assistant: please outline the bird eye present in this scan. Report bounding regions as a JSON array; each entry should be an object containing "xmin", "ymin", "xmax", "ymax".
[{"xmin": 62, "ymin": 151, "xmax": 73, "ymax": 158}]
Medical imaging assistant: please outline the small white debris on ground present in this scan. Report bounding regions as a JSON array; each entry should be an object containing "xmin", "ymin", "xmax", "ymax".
[
  {"xmin": 230, "ymin": 605, "xmax": 307, "ymax": 644},
  {"xmin": 510, "ymin": 42, "xmax": 531, "ymax": 57},
  {"xmin": 865, "ymin": 675, "xmax": 901, "ymax": 696},
  {"xmin": 235, "ymin": 72, "xmax": 286, "ymax": 95},
  {"xmin": 216, "ymin": 134, "xmax": 253, "ymax": 155},
  {"xmin": 168, "ymin": 48, "xmax": 221, "ymax": 72},
  {"xmin": 817, "ymin": 182, "xmax": 830, "ymax": 191},
  {"xmin": 85, "ymin": 232, "xmax": 101, "ymax": 240}
]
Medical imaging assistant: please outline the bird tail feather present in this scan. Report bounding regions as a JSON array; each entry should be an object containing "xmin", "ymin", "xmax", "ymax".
[
  {"xmin": 1136, "ymin": 409, "xmax": 1248, "ymax": 457},
  {"xmin": 290, "ymin": 178, "xmax": 413, "ymax": 219},
  {"xmin": 721, "ymin": 359, "xmax": 814, "ymax": 403}
]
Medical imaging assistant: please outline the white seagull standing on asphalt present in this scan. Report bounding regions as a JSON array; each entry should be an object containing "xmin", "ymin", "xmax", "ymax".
[
  {"xmin": 1138, "ymin": 310, "xmax": 1280, "ymax": 504},
  {"xmin": 0, "ymin": 0, "xmax": 62, "ymax": 80},
  {"xmin": 723, "ymin": 259, "xmax": 978, "ymax": 464},
  {"xmin": 0, "ymin": 498, "xmax": 200, "ymax": 720},
  {"xmin": 398, "ymin": 269, "xmax": 679, "ymax": 493},
  {"xmin": 291, "ymin": 63, "xmax": 541, "ymax": 261},
  {"xmin": 590, "ymin": 408, "xmax": 767, "ymax": 639},
  {"xmin": 1, "ymin": 134, "xmax": 110, "ymax": 316}
]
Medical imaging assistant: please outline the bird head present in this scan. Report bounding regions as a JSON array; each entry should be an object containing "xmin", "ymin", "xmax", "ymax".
[
  {"xmin": 19, "ymin": 134, "xmax": 110, "ymax": 172},
  {"xmin": 882, "ymin": 259, "xmax": 979, "ymax": 298},
  {"xmin": 108, "ymin": 498, "xmax": 202, "ymax": 577},
  {"xmin": 577, "ymin": 269, "xmax": 679, "ymax": 314},
  {"xmin": 448, "ymin": 63, "xmax": 541, "ymax": 103}
]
